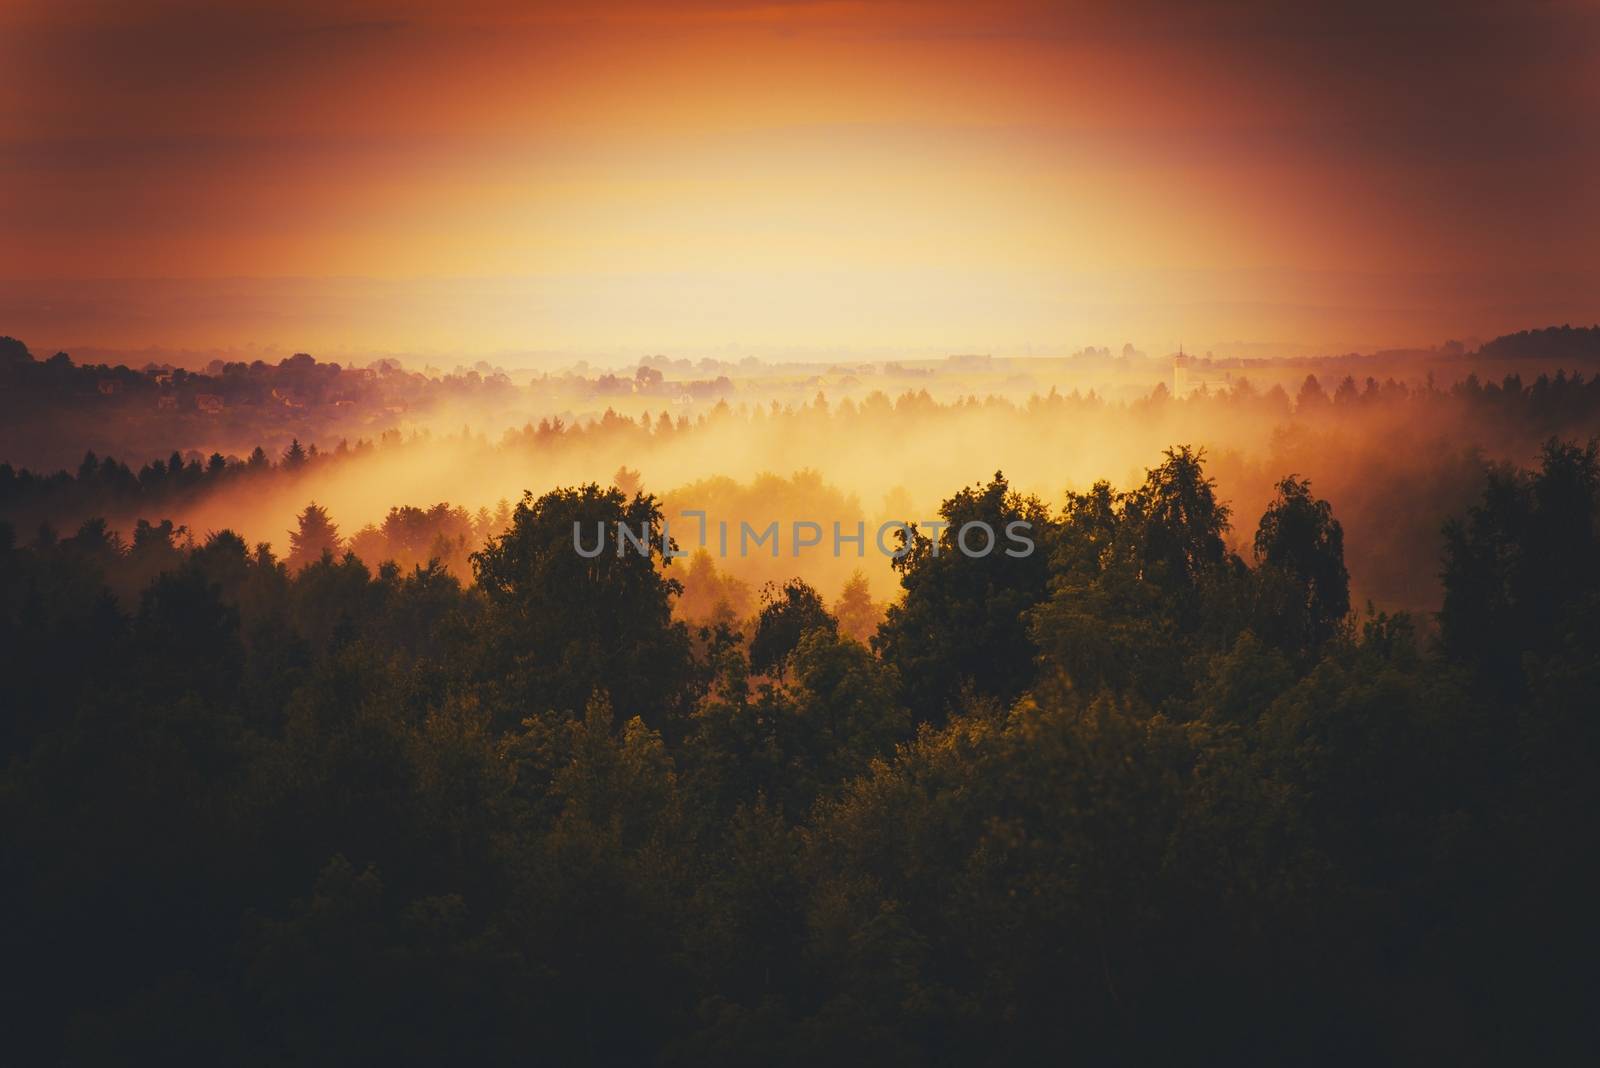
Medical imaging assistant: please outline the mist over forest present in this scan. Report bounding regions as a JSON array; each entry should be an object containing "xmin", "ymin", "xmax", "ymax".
[
  {"xmin": 8, "ymin": 0, "xmax": 1598, "ymax": 1057},
  {"xmin": 6, "ymin": 326, "xmax": 1599, "ymax": 614},
  {"xmin": 4, "ymin": 324, "xmax": 1600, "ymax": 1062}
]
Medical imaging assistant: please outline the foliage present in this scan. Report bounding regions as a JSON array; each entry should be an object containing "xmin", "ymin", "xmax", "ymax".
[
  {"xmin": 1, "ymin": 444, "xmax": 1597, "ymax": 1062},
  {"xmin": 872, "ymin": 472, "xmax": 1052, "ymax": 724},
  {"xmin": 471, "ymin": 484, "xmax": 695, "ymax": 730},
  {"xmin": 748, "ymin": 578, "xmax": 836, "ymax": 680}
]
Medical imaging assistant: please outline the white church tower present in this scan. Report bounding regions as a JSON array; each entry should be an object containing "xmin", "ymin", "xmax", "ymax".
[{"xmin": 1172, "ymin": 346, "xmax": 1191, "ymax": 396}]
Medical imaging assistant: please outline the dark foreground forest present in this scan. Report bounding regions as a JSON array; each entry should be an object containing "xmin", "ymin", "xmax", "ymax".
[{"xmin": 3, "ymin": 442, "xmax": 1598, "ymax": 1064}]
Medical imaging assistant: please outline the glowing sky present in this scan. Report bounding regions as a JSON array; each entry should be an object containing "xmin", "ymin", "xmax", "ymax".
[{"xmin": 3, "ymin": 0, "xmax": 1597, "ymax": 358}]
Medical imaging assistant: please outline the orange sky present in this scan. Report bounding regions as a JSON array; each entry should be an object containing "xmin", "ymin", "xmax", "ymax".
[{"xmin": 2, "ymin": 0, "xmax": 1597, "ymax": 359}]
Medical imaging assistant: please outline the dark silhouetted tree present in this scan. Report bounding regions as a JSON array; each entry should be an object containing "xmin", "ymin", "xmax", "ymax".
[
  {"xmin": 874, "ymin": 472, "xmax": 1052, "ymax": 723},
  {"xmin": 1138, "ymin": 445, "xmax": 1231, "ymax": 594},
  {"xmin": 749, "ymin": 578, "xmax": 836, "ymax": 679},
  {"xmin": 1254, "ymin": 475, "xmax": 1350, "ymax": 648},
  {"xmin": 287, "ymin": 502, "xmax": 342, "ymax": 571},
  {"xmin": 1441, "ymin": 438, "xmax": 1600, "ymax": 695},
  {"xmin": 471, "ymin": 484, "xmax": 694, "ymax": 728}
]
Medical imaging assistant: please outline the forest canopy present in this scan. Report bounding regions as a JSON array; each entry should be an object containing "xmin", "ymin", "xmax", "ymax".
[{"xmin": 3, "ymin": 437, "xmax": 1597, "ymax": 1062}]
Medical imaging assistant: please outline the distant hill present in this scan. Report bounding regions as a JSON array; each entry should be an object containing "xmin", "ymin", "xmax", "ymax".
[{"xmin": 1477, "ymin": 324, "xmax": 1600, "ymax": 361}]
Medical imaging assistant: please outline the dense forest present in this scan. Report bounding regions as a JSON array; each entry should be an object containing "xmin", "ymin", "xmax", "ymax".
[
  {"xmin": 10, "ymin": 0, "xmax": 1595, "ymax": 1056},
  {"xmin": 3, "ymin": 436, "xmax": 1597, "ymax": 1062}
]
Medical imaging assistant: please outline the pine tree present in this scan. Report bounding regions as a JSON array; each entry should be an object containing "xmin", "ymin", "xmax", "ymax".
[{"xmin": 288, "ymin": 501, "xmax": 341, "ymax": 569}]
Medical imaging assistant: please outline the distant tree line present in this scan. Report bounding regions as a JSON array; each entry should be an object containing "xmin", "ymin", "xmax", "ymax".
[
  {"xmin": 0, "ymin": 337, "xmax": 515, "ymax": 411},
  {"xmin": 7, "ymin": 364, "xmax": 1600, "ymax": 555},
  {"xmin": 1475, "ymin": 323, "xmax": 1600, "ymax": 362},
  {"xmin": 0, "ymin": 337, "xmax": 523, "ymax": 475}
]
